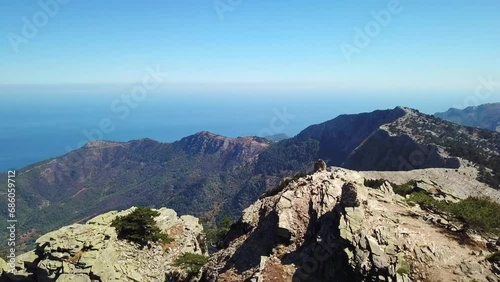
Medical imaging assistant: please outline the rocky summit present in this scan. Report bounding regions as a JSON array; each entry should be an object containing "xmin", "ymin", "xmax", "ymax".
[
  {"xmin": 203, "ymin": 168, "xmax": 499, "ymax": 282},
  {"xmin": 0, "ymin": 207, "xmax": 207, "ymax": 282}
]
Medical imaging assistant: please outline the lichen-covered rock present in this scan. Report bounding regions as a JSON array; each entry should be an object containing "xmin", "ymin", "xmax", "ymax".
[
  {"xmin": 203, "ymin": 167, "xmax": 498, "ymax": 282},
  {"xmin": 2, "ymin": 207, "xmax": 207, "ymax": 282}
]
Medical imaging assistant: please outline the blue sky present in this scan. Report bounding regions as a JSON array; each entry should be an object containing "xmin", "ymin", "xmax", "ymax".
[
  {"xmin": 1, "ymin": 1, "xmax": 500, "ymax": 170},
  {"xmin": 0, "ymin": 0, "xmax": 499, "ymax": 92}
]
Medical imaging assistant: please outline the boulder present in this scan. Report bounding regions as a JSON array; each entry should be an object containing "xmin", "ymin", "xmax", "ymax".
[{"xmin": 314, "ymin": 159, "xmax": 327, "ymax": 172}]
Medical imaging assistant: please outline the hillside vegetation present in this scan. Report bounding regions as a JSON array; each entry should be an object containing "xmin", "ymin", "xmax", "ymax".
[{"xmin": 2, "ymin": 106, "xmax": 499, "ymax": 252}]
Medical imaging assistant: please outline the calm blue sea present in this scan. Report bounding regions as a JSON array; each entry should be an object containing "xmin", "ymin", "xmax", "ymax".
[{"xmin": 0, "ymin": 86, "xmax": 487, "ymax": 171}]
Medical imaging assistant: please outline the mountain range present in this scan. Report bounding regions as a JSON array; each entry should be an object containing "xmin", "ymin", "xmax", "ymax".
[
  {"xmin": 435, "ymin": 102, "xmax": 500, "ymax": 132},
  {"xmin": 1, "ymin": 106, "xmax": 499, "ymax": 251}
]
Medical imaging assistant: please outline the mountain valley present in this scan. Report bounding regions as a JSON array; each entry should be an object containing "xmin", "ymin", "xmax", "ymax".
[{"xmin": 1, "ymin": 106, "xmax": 499, "ymax": 256}]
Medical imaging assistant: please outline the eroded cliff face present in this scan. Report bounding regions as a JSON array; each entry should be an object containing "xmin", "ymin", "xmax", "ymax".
[
  {"xmin": 203, "ymin": 168, "xmax": 499, "ymax": 282},
  {"xmin": 0, "ymin": 207, "xmax": 207, "ymax": 282}
]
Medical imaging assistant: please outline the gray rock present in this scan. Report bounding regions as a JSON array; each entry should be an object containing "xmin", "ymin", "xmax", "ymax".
[
  {"xmin": 203, "ymin": 168, "xmax": 497, "ymax": 282},
  {"xmin": 367, "ymin": 236, "xmax": 384, "ymax": 257},
  {"xmin": 56, "ymin": 274, "xmax": 91, "ymax": 282},
  {"xmin": 314, "ymin": 159, "xmax": 327, "ymax": 172},
  {"xmin": 380, "ymin": 181, "xmax": 395, "ymax": 194},
  {"xmin": 10, "ymin": 207, "xmax": 207, "ymax": 282},
  {"xmin": 341, "ymin": 182, "xmax": 360, "ymax": 207},
  {"xmin": 0, "ymin": 257, "xmax": 9, "ymax": 274},
  {"xmin": 16, "ymin": 251, "xmax": 39, "ymax": 270}
]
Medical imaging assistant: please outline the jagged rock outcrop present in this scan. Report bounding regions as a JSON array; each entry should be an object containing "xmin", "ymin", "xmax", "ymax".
[
  {"xmin": 203, "ymin": 168, "xmax": 498, "ymax": 282},
  {"xmin": 1, "ymin": 207, "xmax": 207, "ymax": 282},
  {"xmin": 177, "ymin": 132, "xmax": 269, "ymax": 163}
]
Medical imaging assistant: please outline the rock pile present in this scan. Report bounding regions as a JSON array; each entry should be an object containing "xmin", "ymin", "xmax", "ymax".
[{"xmin": 0, "ymin": 207, "xmax": 206, "ymax": 282}]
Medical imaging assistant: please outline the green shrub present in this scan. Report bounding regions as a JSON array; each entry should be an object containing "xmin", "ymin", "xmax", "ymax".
[
  {"xmin": 438, "ymin": 139, "xmax": 500, "ymax": 189},
  {"xmin": 406, "ymin": 192, "xmax": 446, "ymax": 209},
  {"xmin": 392, "ymin": 181, "xmax": 415, "ymax": 196},
  {"xmin": 111, "ymin": 207, "xmax": 173, "ymax": 247},
  {"xmin": 363, "ymin": 179, "xmax": 415, "ymax": 197},
  {"xmin": 396, "ymin": 260, "xmax": 411, "ymax": 275},
  {"xmin": 206, "ymin": 217, "xmax": 233, "ymax": 250},
  {"xmin": 174, "ymin": 253, "xmax": 208, "ymax": 278},
  {"xmin": 406, "ymin": 192, "xmax": 500, "ymax": 235},
  {"xmin": 448, "ymin": 197, "xmax": 500, "ymax": 234},
  {"xmin": 486, "ymin": 251, "xmax": 500, "ymax": 263}
]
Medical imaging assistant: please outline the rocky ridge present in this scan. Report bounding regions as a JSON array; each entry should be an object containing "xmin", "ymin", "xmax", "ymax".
[
  {"xmin": 3, "ymin": 106, "xmax": 499, "ymax": 255},
  {"xmin": 435, "ymin": 102, "xmax": 500, "ymax": 132},
  {"xmin": 257, "ymin": 106, "xmax": 499, "ymax": 177},
  {"xmin": 360, "ymin": 164, "xmax": 500, "ymax": 202},
  {"xmin": 0, "ymin": 132, "xmax": 271, "ymax": 250},
  {"xmin": 0, "ymin": 207, "xmax": 207, "ymax": 282},
  {"xmin": 203, "ymin": 167, "xmax": 499, "ymax": 282}
]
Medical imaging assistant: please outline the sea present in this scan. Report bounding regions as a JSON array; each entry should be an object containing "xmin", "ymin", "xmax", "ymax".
[{"xmin": 0, "ymin": 86, "xmax": 490, "ymax": 171}]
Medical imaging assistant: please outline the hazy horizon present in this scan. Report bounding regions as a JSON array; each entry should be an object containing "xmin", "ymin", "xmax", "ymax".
[
  {"xmin": 1, "ymin": 88, "xmax": 499, "ymax": 171},
  {"xmin": 1, "ymin": 0, "xmax": 500, "ymax": 170},
  {"xmin": 1, "ymin": 1, "xmax": 499, "ymax": 90}
]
